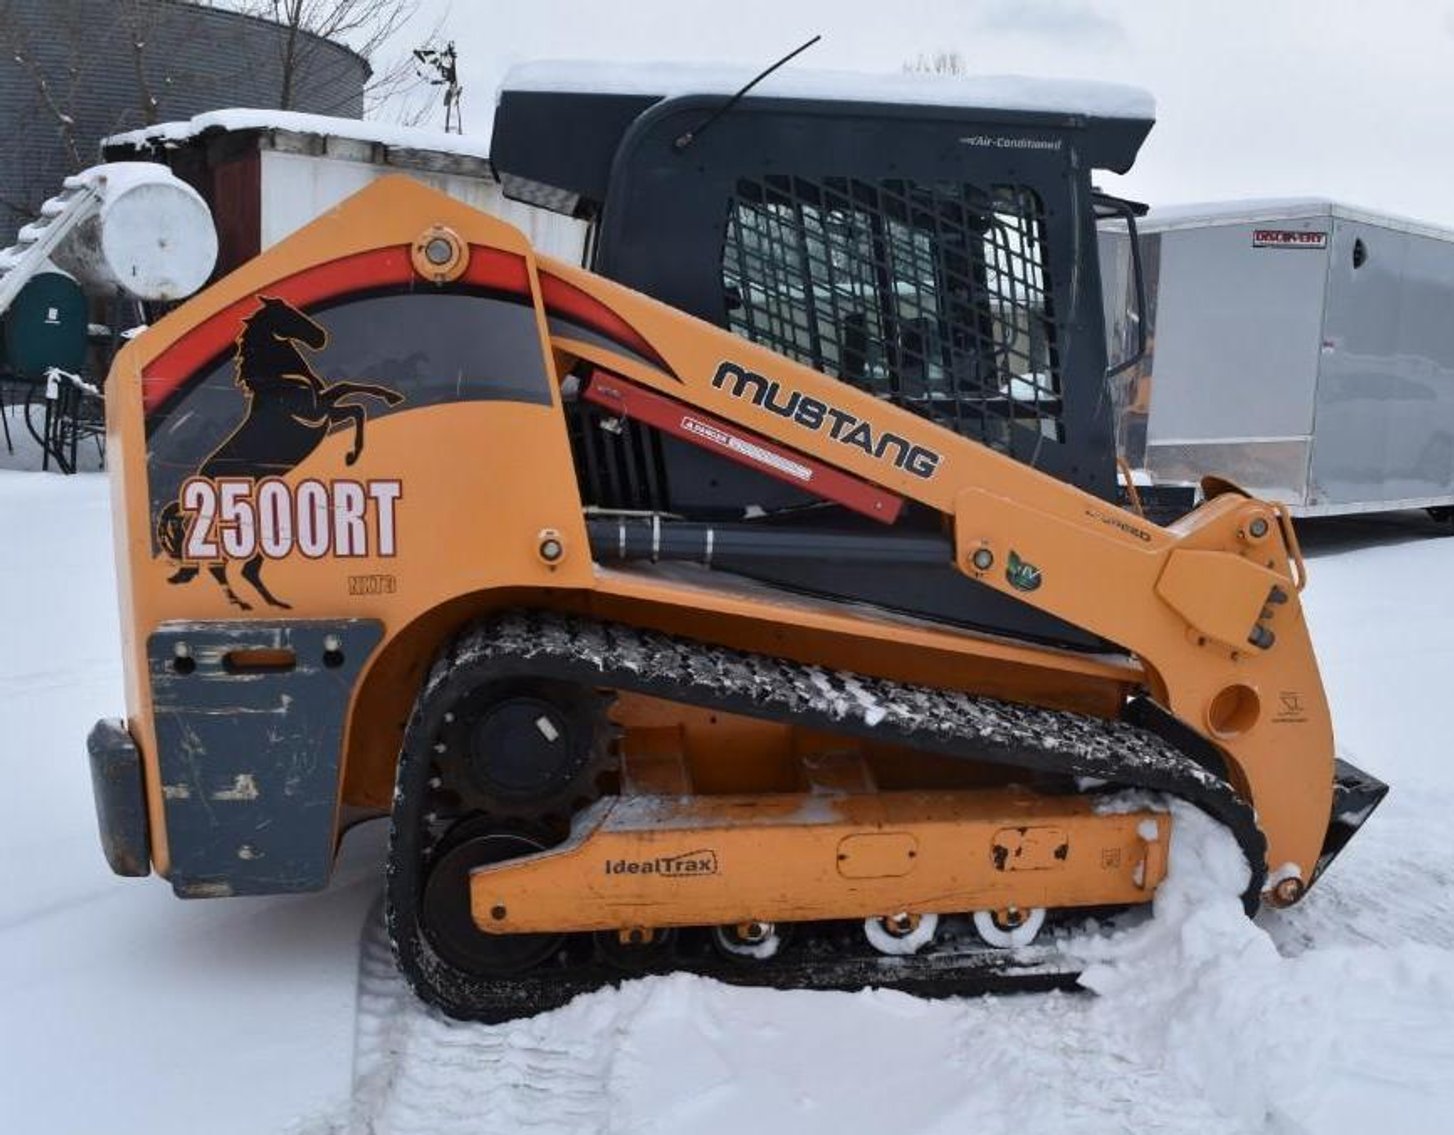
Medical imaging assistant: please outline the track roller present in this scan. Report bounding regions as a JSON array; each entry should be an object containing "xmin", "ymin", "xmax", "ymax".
[
  {"xmin": 972, "ymin": 907, "xmax": 1047, "ymax": 949},
  {"xmin": 595, "ymin": 926, "xmax": 677, "ymax": 972},
  {"xmin": 864, "ymin": 912, "xmax": 939, "ymax": 956},
  {"xmin": 712, "ymin": 921, "xmax": 786, "ymax": 961}
]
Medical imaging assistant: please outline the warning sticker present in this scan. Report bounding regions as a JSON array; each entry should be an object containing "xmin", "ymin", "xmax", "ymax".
[{"xmin": 1253, "ymin": 229, "xmax": 1328, "ymax": 249}]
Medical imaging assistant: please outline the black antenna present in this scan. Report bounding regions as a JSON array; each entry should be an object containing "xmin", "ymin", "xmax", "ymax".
[{"xmin": 673, "ymin": 35, "xmax": 822, "ymax": 152}]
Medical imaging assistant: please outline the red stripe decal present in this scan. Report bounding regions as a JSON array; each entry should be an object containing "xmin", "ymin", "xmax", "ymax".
[
  {"xmin": 540, "ymin": 272, "xmax": 671, "ymax": 373},
  {"xmin": 143, "ymin": 245, "xmax": 530, "ymax": 415},
  {"xmin": 584, "ymin": 370, "xmax": 903, "ymax": 524}
]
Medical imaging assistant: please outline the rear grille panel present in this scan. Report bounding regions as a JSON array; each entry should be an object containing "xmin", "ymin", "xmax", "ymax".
[{"xmin": 565, "ymin": 398, "xmax": 670, "ymax": 512}]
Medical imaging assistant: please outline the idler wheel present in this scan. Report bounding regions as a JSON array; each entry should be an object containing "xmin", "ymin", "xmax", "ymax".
[{"xmin": 420, "ymin": 817, "xmax": 563, "ymax": 976}]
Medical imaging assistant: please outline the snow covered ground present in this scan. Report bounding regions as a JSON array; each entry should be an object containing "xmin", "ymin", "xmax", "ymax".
[{"xmin": 2, "ymin": 466, "xmax": 1452, "ymax": 1135}]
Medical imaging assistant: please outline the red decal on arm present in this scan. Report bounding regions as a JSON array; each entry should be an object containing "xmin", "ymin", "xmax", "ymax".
[{"xmin": 584, "ymin": 371, "xmax": 903, "ymax": 524}]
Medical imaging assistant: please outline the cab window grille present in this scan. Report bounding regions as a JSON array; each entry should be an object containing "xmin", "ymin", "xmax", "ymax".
[{"xmin": 722, "ymin": 176, "xmax": 1063, "ymax": 449}]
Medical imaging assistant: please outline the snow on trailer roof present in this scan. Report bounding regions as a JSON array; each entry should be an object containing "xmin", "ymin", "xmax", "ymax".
[
  {"xmin": 503, "ymin": 60, "xmax": 1156, "ymax": 122},
  {"xmin": 104, "ymin": 108, "xmax": 492, "ymax": 163},
  {"xmin": 1132, "ymin": 197, "xmax": 1454, "ymax": 244}
]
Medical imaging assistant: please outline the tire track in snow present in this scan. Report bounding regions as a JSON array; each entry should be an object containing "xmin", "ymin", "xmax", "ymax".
[{"xmin": 338, "ymin": 899, "xmax": 623, "ymax": 1135}]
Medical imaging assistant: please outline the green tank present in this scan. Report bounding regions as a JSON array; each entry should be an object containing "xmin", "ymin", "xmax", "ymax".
[{"xmin": 2, "ymin": 270, "xmax": 89, "ymax": 379}]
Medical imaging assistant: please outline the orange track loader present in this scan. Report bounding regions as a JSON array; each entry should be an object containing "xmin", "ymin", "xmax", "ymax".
[{"xmin": 86, "ymin": 80, "xmax": 1384, "ymax": 1020}]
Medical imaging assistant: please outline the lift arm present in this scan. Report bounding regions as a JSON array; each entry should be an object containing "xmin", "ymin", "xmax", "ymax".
[{"xmin": 534, "ymin": 252, "xmax": 1336, "ymax": 902}]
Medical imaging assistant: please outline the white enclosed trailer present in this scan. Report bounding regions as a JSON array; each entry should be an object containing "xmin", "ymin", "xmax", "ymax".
[{"xmin": 1099, "ymin": 200, "xmax": 1454, "ymax": 517}]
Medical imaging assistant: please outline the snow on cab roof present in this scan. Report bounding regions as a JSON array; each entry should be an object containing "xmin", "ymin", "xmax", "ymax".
[
  {"xmin": 104, "ymin": 108, "xmax": 491, "ymax": 162},
  {"xmin": 1136, "ymin": 198, "xmax": 1454, "ymax": 243},
  {"xmin": 502, "ymin": 60, "xmax": 1156, "ymax": 122}
]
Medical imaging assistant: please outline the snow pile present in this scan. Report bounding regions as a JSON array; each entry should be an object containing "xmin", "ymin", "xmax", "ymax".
[{"xmin": 1069, "ymin": 800, "xmax": 1454, "ymax": 1132}]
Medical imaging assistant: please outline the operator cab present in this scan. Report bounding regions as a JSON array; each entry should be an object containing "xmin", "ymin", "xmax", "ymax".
[{"xmin": 491, "ymin": 62, "xmax": 1155, "ymax": 648}]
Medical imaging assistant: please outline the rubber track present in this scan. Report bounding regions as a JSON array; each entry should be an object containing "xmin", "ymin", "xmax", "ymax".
[{"xmin": 389, "ymin": 610, "xmax": 1266, "ymax": 1022}]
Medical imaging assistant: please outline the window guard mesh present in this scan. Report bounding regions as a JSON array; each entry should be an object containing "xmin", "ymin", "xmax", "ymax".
[{"xmin": 722, "ymin": 176, "xmax": 1064, "ymax": 450}]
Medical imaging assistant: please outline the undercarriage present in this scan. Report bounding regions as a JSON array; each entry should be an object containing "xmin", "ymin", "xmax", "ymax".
[{"xmin": 387, "ymin": 610, "xmax": 1266, "ymax": 1021}]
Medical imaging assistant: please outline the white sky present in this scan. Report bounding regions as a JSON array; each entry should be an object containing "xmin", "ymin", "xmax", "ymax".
[{"xmin": 398, "ymin": 0, "xmax": 1454, "ymax": 227}]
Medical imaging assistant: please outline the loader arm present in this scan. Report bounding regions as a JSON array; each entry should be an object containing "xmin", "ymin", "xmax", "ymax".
[{"xmin": 538, "ymin": 253, "xmax": 1335, "ymax": 902}]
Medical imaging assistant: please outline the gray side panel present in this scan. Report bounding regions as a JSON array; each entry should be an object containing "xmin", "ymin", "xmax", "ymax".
[
  {"xmin": 148, "ymin": 619, "xmax": 383, "ymax": 897},
  {"xmin": 1144, "ymin": 220, "xmax": 1327, "ymax": 499},
  {"xmin": 1313, "ymin": 222, "xmax": 1454, "ymax": 507}
]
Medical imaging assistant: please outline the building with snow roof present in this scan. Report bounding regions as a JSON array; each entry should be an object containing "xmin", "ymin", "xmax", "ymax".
[{"xmin": 102, "ymin": 110, "xmax": 586, "ymax": 281}]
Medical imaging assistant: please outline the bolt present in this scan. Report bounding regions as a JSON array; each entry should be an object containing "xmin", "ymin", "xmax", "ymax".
[
  {"xmin": 540, "ymin": 537, "xmax": 564, "ymax": 562},
  {"xmin": 971, "ymin": 547, "xmax": 994, "ymax": 571},
  {"xmin": 424, "ymin": 236, "xmax": 453, "ymax": 265},
  {"xmin": 490, "ymin": 904, "xmax": 507, "ymax": 921},
  {"xmin": 884, "ymin": 912, "xmax": 919, "ymax": 937},
  {"xmin": 1270, "ymin": 876, "xmax": 1306, "ymax": 907},
  {"xmin": 1249, "ymin": 517, "xmax": 1270, "ymax": 538}
]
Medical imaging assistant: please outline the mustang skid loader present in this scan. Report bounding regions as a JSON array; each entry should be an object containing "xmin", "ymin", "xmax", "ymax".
[{"xmin": 87, "ymin": 70, "xmax": 1385, "ymax": 1021}]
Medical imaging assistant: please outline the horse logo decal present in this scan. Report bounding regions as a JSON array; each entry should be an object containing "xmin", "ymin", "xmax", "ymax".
[{"xmin": 157, "ymin": 295, "xmax": 405, "ymax": 610}]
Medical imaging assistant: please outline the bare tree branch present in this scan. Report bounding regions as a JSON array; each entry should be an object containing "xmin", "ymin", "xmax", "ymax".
[
  {"xmin": 0, "ymin": 1, "xmax": 85, "ymax": 170},
  {"xmin": 115, "ymin": 0, "xmax": 170, "ymax": 127},
  {"xmin": 209, "ymin": 0, "xmax": 430, "ymax": 113}
]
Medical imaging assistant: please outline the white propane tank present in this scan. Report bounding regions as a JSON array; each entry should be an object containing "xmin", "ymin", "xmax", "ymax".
[{"xmin": 49, "ymin": 163, "xmax": 218, "ymax": 301}]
